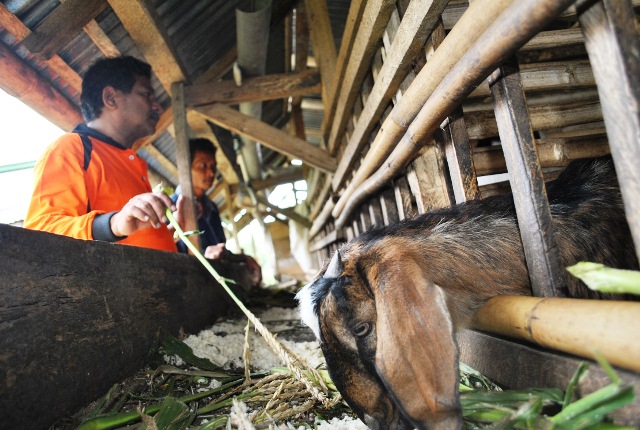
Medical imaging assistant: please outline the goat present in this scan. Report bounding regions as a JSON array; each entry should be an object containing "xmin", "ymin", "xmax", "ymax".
[{"xmin": 297, "ymin": 156, "xmax": 638, "ymax": 430}]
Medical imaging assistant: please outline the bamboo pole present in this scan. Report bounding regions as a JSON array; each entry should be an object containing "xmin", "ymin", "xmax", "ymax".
[
  {"xmin": 473, "ymin": 295, "xmax": 640, "ymax": 373},
  {"xmin": 333, "ymin": 0, "xmax": 577, "ymax": 230},
  {"xmin": 472, "ymin": 136, "xmax": 610, "ymax": 176},
  {"xmin": 330, "ymin": 0, "xmax": 514, "ymax": 217}
]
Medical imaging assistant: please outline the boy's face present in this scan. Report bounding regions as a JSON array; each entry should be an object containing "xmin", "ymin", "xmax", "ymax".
[{"xmin": 191, "ymin": 150, "xmax": 217, "ymax": 197}]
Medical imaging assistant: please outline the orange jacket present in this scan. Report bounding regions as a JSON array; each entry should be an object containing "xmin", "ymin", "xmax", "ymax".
[{"xmin": 24, "ymin": 125, "xmax": 177, "ymax": 252}]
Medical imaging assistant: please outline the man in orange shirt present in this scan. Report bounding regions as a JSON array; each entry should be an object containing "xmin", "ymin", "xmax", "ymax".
[{"xmin": 24, "ymin": 56, "xmax": 178, "ymax": 252}]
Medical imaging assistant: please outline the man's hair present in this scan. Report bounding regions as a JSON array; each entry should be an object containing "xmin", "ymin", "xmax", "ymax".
[
  {"xmin": 80, "ymin": 56, "xmax": 152, "ymax": 122},
  {"xmin": 189, "ymin": 138, "xmax": 217, "ymax": 162}
]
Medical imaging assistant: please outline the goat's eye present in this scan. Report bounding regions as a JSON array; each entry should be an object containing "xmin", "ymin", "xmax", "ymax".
[{"xmin": 351, "ymin": 322, "xmax": 371, "ymax": 337}]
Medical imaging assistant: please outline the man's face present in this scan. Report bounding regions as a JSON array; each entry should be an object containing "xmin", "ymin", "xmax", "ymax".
[
  {"xmin": 119, "ymin": 76, "xmax": 162, "ymax": 142},
  {"xmin": 191, "ymin": 150, "xmax": 217, "ymax": 197}
]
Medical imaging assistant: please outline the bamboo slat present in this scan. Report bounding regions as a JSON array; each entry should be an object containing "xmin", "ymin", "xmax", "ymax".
[
  {"xmin": 330, "ymin": 0, "xmax": 513, "ymax": 217},
  {"xmin": 333, "ymin": 0, "xmax": 577, "ymax": 230}
]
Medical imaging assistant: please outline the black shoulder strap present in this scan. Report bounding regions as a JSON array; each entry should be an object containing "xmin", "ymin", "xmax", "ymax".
[
  {"xmin": 78, "ymin": 133, "xmax": 93, "ymax": 171},
  {"xmin": 76, "ymin": 133, "xmax": 93, "ymax": 212}
]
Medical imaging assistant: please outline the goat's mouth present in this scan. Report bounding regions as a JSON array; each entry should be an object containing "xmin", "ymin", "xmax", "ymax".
[{"xmin": 361, "ymin": 409, "xmax": 414, "ymax": 430}]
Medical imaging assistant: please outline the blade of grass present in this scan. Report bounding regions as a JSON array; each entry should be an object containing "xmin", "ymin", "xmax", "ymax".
[
  {"xmin": 76, "ymin": 379, "xmax": 244, "ymax": 430},
  {"xmin": 566, "ymin": 262, "xmax": 640, "ymax": 295}
]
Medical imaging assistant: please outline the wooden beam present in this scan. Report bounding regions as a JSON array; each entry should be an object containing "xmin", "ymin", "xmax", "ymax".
[
  {"xmin": 326, "ymin": 0, "xmax": 397, "ymax": 156},
  {"xmin": 108, "ymin": 0, "xmax": 187, "ymax": 93},
  {"xmin": 0, "ymin": 40, "xmax": 82, "ymax": 131},
  {"xmin": 490, "ymin": 60, "xmax": 566, "ymax": 298},
  {"xmin": 473, "ymin": 135, "xmax": 610, "ymax": 176},
  {"xmin": 184, "ymin": 70, "xmax": 321, "ymax": 106},
  {"xmin": 0, "ymin": 4, "xmax": 82, "ymax": 92},
  {"xmin": 577, "ymin": 0, "xmax": 640, "ymax": 264},
  {"xmin": 83, "ymin": 20, "xmax": 120, "ymax": 58},
  {"xmin": 196, "ymin": 103, "xmax": 337, "ymax": 173},
  {"xmin": 469, "ymin": 60, "xmax": 595, "ymax": 98},
  {"xmin": 172, "ymin": 82, "xmax": 200, "ymax": 252},
  {"xmin": 255, "ymin": 195, "xmax": 311, "ymax": 228},
  {"xmin": 139, "ymin": 144, "xmax": 179, "ymax": 179},
  {"xmin": 133, "ymin": 107, "xmax": 174, "ymax": 151},
  {"xmin": 21, "ymin": 0, "xmax": 108, "ymax": 60},
  {"xmin": 304, "ymin": 0, "xmax": 337, "ymax": 109}
]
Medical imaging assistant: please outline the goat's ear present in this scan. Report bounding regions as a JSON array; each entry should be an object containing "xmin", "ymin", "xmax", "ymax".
[{"xmin": 374, "ymin": 257, "xmax": 461, "ymax": 428}]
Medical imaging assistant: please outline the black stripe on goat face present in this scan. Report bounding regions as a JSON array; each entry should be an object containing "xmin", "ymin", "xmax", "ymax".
[{"xmin": 317, "ymin": 252, "xmax": 413, "ymax": 430}]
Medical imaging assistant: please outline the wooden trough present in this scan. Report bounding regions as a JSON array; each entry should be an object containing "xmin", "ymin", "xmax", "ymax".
[{"xmin": 0, "ymin": 224, "xmax": 253, "ymax": 430}]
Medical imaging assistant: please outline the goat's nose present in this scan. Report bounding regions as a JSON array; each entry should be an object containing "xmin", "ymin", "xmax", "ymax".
[{"xmin": 364, "ymin": 414, "xmax": 381, "ymax": 430}]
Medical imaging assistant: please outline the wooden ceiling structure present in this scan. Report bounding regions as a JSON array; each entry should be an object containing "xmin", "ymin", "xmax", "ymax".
[{"xmin": 0, "ymin": 0, "xmax": 349, "ymax": 232}]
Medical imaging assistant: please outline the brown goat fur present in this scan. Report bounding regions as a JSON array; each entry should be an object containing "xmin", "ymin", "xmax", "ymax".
[{"xmin": 297, "ymin": 156, "xmax": 638, "ymax": 430}]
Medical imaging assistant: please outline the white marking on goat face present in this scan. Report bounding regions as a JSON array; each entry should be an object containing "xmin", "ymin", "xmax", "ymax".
[{"xmin": 296, "ymin": 282, "xmax": 321, "ymax": 340}]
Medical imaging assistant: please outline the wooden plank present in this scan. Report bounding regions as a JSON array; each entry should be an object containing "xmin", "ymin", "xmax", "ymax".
[
  {"xmin": 331, "ymin": 0, "xmax": 449, "ymax": 188},
  {"xmin": 359, "ymin": 205, "xmax": 372, "ymax": 232},
  {"xmin": 196, "ymin": 103, "xmax": 337, "ymax": 173},
  {"xmin": 522, "ymin": 27, "xmax": 584, "ymax": 51},
  {"xmin": 380, "ymin": 187, "xmax": 399, "ymax": 225},
  {"xmin": 326, "ymin": 0, "xmax": 397, "ymax": 156},
  {"xmin": 140, "ymin": 143, "xmax": 179, "ymax": 179},
  {"xmin": 489, "ymin": 61, "xmax": 566, "ymax": 298},
  {"xmin": 0, "ymin": 40, "xmax": 82, "ymax": 131},
  {"xmin": 254, "ymin": 195, "xmax": 310, "ymax": 228},
  {"xmin": 473, "ymin": 135, "xmax": 611, "ymax": 176},
  {"xmin": 21, "ymin": 0, "xmax": 107, "ymax": 60},
  {"xmin": 458, "ymin": 329, "xmax": 640, "ymax": 426},
  {"xmin": 184, "ymin": 70, "xmax": 321, "ymax": 106},
  {"xmin": 406, "ymin": 144, "xmax": 452, "ymax": 214},
  {"xmin": 393, "ymin": 176, "xmax": 415, "ymax": 220},
  {"xmin": 108, "ymin": 0, "xmax": 187, "ymax": 93},
  {"xmin": 83, "ymin": 19, "xmax": 121, "ymax": 59},
  {"xmin": 577, "ymin": 0, "xmax": 640, "ymax": 263},
  {"xmin": 172, "ymin": 82, "xmax": 200, "ymax": 252},
  {"xmin": 320, "ymin": 0, "xmax": 366, "ymax": 141},
  {"xmin": 443, "ymin": 107, "xmax": 479, "ymax": 203},
  {"xmin": 310, "ymin": 229, "xmax": 343, "ymax": 252},
  {"xmin": 368, "ymin": 198, "xmax": 385, "ymax": 227},
  {"xmin": 464, "ymin": 98, "xmax": 603, "ymax": 140},
  {"xmin": 469, "ymin": 60, "xmax": 596, "ymax": 98},
  {"xmin": 0, "ymin": 4, "xmax": 82, "ymax": 92},
  {"xmin": 304, "ymin": 0, "xmax": 337, "ymax": 109},
  {"xmin": 0, "ymin": 224, "xmax": 250, "ymax": 430}
]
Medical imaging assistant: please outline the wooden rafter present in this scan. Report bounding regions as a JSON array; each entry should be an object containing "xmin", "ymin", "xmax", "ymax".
[
  {"xmin": 0, "ymin": 40, "xmax": 82, "ymax": 130},
  {"xmin": 196, "ymin": 103, "xmax": 337, "ymax": 174},
  {"xmin": 304, "ymin": 0, "xmax": 337, "ymax": 110},
  {"xmin": 184, "ymin": 70, "xmax": 321, "ymax": 106},
  {"xmin": 21, "ymin": 0, "xmax": 108, "ymax": 60},
  {"xmin": 107, "ymin": 0, "xmax": 187, "ymax": 93}
]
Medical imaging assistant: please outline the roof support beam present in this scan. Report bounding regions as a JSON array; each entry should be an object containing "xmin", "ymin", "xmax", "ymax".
[
  {"xmin": 0, "ymin": 40, "xmax": 82, "ymax": 130},
  {"xmin": 184, "ymin": 70, "xmax": 321, "ymax": 106},
  {"xmin": 196, "ymin": 103, "xmax": 337, "ymax": 174}
]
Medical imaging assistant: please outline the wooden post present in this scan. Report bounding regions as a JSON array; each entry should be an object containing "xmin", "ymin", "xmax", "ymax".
[
  {"xmin": 171, "ymin": 81, "xmax": 200, "ymax": 253},
  {"xmin": 576, "ymin": 0, "xmax": 640, "ymax": 264},
  {"xmin": 489, "ymin": 60, "xmax": 567, "ymax": 298}
]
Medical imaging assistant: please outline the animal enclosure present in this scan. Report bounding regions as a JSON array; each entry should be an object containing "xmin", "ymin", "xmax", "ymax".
[{"xmin": 303, "ymin": 0, "xmax": 640, "ymax": 425}]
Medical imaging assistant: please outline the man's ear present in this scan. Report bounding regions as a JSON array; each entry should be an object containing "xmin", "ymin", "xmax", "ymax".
[{"xmin": 102, "ymin": 86, "xmax": 119, "ymax": 109}]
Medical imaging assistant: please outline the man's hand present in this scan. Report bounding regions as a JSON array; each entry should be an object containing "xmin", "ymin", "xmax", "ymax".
[
  {"xmin": 204, "ymin": 243, "xmax": 227, "ymax": 260},
  {"xmin": 110, "ymin": 191, "xmax": 176, "ymax": 237}
]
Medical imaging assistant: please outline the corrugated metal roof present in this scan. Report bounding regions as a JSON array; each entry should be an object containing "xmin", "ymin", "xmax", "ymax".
[{"xmin": 1, "ymin": 0, "xmax": 348, "ymax": 192}]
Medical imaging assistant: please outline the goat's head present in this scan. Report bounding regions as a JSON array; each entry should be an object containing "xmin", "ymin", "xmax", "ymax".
[{"xmin": 297, "ymin": 241, "xmax": 462, "ymax": 429}]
